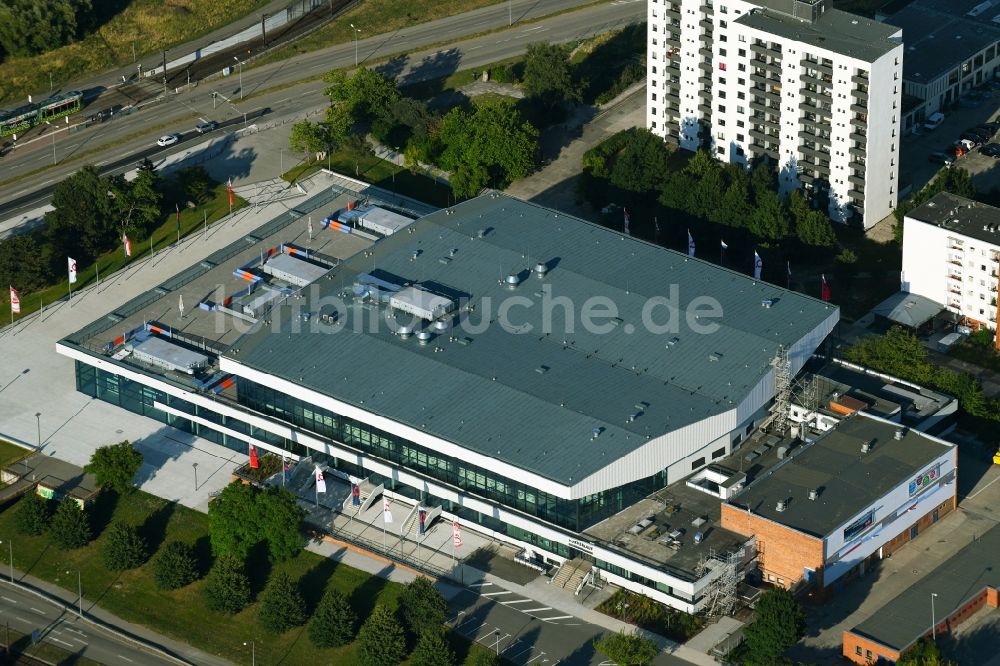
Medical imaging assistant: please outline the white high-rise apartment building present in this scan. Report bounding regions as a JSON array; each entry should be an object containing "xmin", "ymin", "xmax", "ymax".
[{"xmin": 647, "ymin": 0, "xmax": 904, "ymax": 229}]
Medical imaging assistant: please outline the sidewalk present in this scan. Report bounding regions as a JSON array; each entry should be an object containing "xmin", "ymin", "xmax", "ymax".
[{"xmin": 0, "ymin": 567, "xmax": 232, "ymax": 666}]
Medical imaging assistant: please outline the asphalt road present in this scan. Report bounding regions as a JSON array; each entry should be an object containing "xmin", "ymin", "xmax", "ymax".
[
  {"xmin": 449, "ymin": 583, "xmax": 694, "ymax": 666},
  {"xmin": 0, "ymin": 0, "xmax": 645, "ymax": 226},
  {"xmin": 0, "ymin": 583, "xmax": 178, "ymax": 665}
]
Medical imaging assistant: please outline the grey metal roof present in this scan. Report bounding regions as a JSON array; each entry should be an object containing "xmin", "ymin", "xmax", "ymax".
[
  {"xmin": 849, "ymin": 523, "xmax": 1000, "ymax": 652},
  {"xmin": 735, "ymin": 6, "xmax": 901, "ymax": 62},
  {"xmin": 907, "ymin": 191, "xmax": 1000, "ymax": 246},
  {"xmin": 873, "ymin": 291, "xmax": 944, "ymax": 328},
  {"xmin": 887, "ymin": 0, "xmax": 1000, "ymax": 85},
  {"xmin": 727, "ymin": 413, "xmax": 952, "ymax": 537},
  {"xmin": 229, "ymin": 193, "xmax": 837, "ymax": 485}
]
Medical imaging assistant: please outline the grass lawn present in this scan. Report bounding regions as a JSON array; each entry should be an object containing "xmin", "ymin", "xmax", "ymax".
[
  {"xmin": 0, "ymin": 489, "xmax": 490, "ymax": 665},
  {"xmin": 0, "ymin": 0, "xmax": 273, "ymax": 104},
  {"xmin": 8, "ymin": 182, "xmax": 247, "ymax": 323},
  {"xmin": 0, "ymin": 440, "xmax": 30, "ymax": 468}
]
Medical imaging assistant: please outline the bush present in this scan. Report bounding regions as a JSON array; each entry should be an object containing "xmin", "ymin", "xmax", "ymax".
[
  {"xmin": 358, "ymin": 604, "xmax": 406, "ymax": 666},
  {"xmin": 203, "ymin": 554, "xmax": 250, "ymax": 615},
  {"xmin": 84, "ymin": 441, "xmax": 143, "ymax": 495},
  {"xmin": 153, "ymin": 541, "xmax": 200, "ymax": 590},
  {"xmin": 410, "ymin": 627, "xmax": 456, "ymax": 666},
  {"xmin": 595, "ymin": 62, "xmax": 645, "ymax": 106},
  {"xmin": 398, "ymin": 576, "xmax": 448, "ymax": 636},
  {"xmin": 596, "ymin": 589, "xmax": 702, "ymax": 642},
  {"xmin": 308, "ymin": 588, "xmax": 356, "ymax": 648},
  {"xmin": 594, "ymin": 630, "xmax": 659, "ymax": 666},
  {"xmin": 741, "ymin": 588, "xmax": 805, "ymax": 665},
  {"xmin": 48, "ymin": 499, "xmax": 91, "ymax": 550},
  {"xmin": 101, "ymin": 521, "xmax": 148, "ymax": 571},
  {"xmin": 258, "ymin": 571, "xmax": 307, "ymax": 634},
  {"xmin": 15, "ymin": 492, "xmax": 51, "ymax": 536}
]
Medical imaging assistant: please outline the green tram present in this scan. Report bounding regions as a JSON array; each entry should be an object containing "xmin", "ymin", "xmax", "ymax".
[{"xmin": 0, "ymin": 90, "xmax": 83, "ymax": 137}]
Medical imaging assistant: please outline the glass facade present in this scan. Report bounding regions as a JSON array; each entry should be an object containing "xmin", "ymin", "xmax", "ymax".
[{"xmin": 236, "ymin": 378, "xmax": 668, "ymax": 533}]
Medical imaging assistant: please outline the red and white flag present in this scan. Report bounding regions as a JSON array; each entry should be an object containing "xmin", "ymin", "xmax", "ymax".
[
  {"xmin": 452, "ymin": 519, "xmax": 462, "ymax": 548},
  {"xmin": 123, "ymin": 234, "xmax": 132, "ymax": 257},
  {"xmin": 821, "ymin": 274, "xmax": 831, "ymax": 302},
  {"xmin": 383, "ymin": 498, "xmax": 393, "ymax": 524},
  {"xmin": 249, "ymin": 445, "xmax": 259, "ymax": 469},
  {"xmin": 9, "ymin": 287, "xmax": 20, "ymax": 315},
  {"xmin": 68, "ymin": 257, "xmax": 78, "ymax": 284},
  {"xmin": 227, "ymin": 178, "xmax": 234, "ymax": 207},
  {"xmin": 315, "ymin": 466, "xmax": 326, "ymax": 493},
  {"xmin": 623, "ymin": 208, "xmax": 631, "ymax": 236}
]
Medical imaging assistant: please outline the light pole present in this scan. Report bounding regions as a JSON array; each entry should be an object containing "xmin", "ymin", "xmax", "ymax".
[
  {"xmin": 34, "ymin": 413, "xmax": 40, "ymax": 449},
  {"xmin": 350, "ymin": 24, "xmax": 361, "ymax": 67},
  {"xmin": 66, "ymin": 569, "xmax": 82, "ymax": 617},
  {"xmin": 931, "ymin": 592, "xmax": 938, "ymax": 640},
  {"xmin": 192, "ymin": 462, "xmax": 198, "ymax": 491},
  {"xmin": 280, "ymin": 148, "xmax": 284, "ymax": 176},
  {"xmin": 233, "ymin": 57, "xmax": 243, "ymax": 101},
  {"xmin": 509, "ymin": 0, "xmax": 512, "ymax": 26},
  {"xmin": 49, "ymin": 72, "xmax": 53, "ymax": 92},
  {"xmin": 0, "ymin": 540, "xmax": 12, "ymax": 582},
  {"xmin": 493, "ymin": 630, "xmax": 501, "ymax": 656},
  {"xmin": 243, "ymin": 640, "xmax": 255, "ymax": 666}
]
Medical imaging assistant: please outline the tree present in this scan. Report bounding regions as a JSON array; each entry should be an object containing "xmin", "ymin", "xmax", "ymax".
[
  {"xmin": 258, "ymin": 571, "xmax": 307, "ymax": 633},
  {"xmin": 46, "ymin": 165, "xmax": 117, "ymax": 262},
  {"xmin": 748, "ymin": 190, "xmax": 790, "ymax": 240},
  {"xmin": 84, "ymin": 441, "xmax": 143, "ymax": 494},
  {"xmin": 897, "ymin": 638, "xmax": 957, "ymax": 666},
  {"xmin": 609, "ymin": 129, "xmax": 672, "ymax": 194},
  {"xmin": 153, "ymin": 540, "xmax": 200, "ymax": 590},
  {"xmin": 0, "ymin": 234, "xmax": 54, "ymax": 294},
  {"xmin": 203, "ymin": 554, "xmax": 251, "ymax": 614},
  {"xmin": 796, "ymin": 209, "xmax": 837, "ymax": 247},
  {"xmin": 48, "ymin": 499, "xmax": 91, "ymax": 550},
  {"xmin": 208, "ymin": 482, "xmax": 304, "ymax": 562},
  {"xmin": 357, "ymin": 604, "xmax": 407, "ymax": 666},
  {"xmin": 398, "ymin": 576, "xmax": 448, "ymax": 636},
  {"xmin": 410, "ymin": 627, "xmax": 455, "ymax": 666},
  {"xmin": 324, "ymin": 67, "xmax": 400, "ymax": 125},
  {"xmin": 308, "ymin": 588, "xmax": 356, "ymax": 648},
  {"xmin": 594, "ymin": 630, "xmax": 659, "ymax": 666},
  {"xmin": 523, "ymin": 42, "xmax": 579, "ymax": 114},
  {"xmin": 741, "ymin": 588, "xmax": 805, "ymax": 666},
  {"xmin": 15, "ymin": 491, "xmax": 52, "ymax": 536},
  {"xmin": 0, "ymin": 0, "xmax": 92, "ymax": 57},
  {"xmin": 258, "ymin": 486, "xmax": 306, "ymax": 562},
  {"xmin": 290, "ymin": 119, "xmax": 339, "ymax": 158},
  {"xmin": 101, "ymin": 520, "xmax": 148, "ymax": 571},
  {"xmin": 109, "ymin": 169, "xmax": 161, "ymax": 238},
  {"xmin": 175, "ymin": 166, "xmax": 211, "ymax": 206}
]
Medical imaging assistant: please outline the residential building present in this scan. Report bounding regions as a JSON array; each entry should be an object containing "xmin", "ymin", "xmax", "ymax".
[
  {"xmin": 721, "ymin": 412, "xmax": 957, "ymax": 592},
  {"xmin": 885, "ymin": 0, "xmax": 1000, "ymax": 131},
  {"xmin": 901, "ymin": 191, "xmax": 1000, "ymax": 349},
  {"xmin": 647, "ymin": 0, "xmax": 903, "ymax": 228},
  {"xmin": 57, "ymin": 187, "xmax": 838, "ymax": 613}
]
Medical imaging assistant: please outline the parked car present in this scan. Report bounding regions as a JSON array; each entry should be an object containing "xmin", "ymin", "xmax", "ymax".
[
  {"xmin": 929, "ymin": 151, "xmax": 956, "ymax": 166},
  {"xmin": 963, "ymin": 128, "xmax": 991, "ymax": 143},
  {"xmin": 156, "ymin": 134, "xmax": 180, "ymax": 147},
  {"xmin": 978, "ymin": 122, "xmax": 1000, "ymax": 135},
  {"xmin": 982, "ymin": 143, "xmax": 1000, "ymax": 158},
  {"xmin": 195, "ymin": 120, "xmax": 218, "ymax": 134},
  {"xmin": 924, "ymin": 112, "xmax": 945, "ymax": 130},
  {"xmin": 958, "ymin": 138, "xmax": 980, "ymax": 151}
]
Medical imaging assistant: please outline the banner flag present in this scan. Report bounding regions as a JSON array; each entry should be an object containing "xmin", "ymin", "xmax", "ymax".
[
  {"xmin": 315, "ymin": 466, "xmax": 327, "ymax": 493},
  {"xmin": 9, "ymin": 287, "xmax": 20, "ymax": 314},
  {"xmin": 68, "ymin": 257, "xmax": 78, "ymax": 284},
  {"xmin": 753, "ymin": 251, "xmax": 763, "ymax": 280},
  {"xmin": 249, "ymin": 445, "xmax": 259, "ymax": 470},
  {"xmin": 383, "ymin": 498, "xmax": 393, "ymax": 524}
]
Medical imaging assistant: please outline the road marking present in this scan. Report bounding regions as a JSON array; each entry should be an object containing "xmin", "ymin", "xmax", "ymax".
[
  {"xmin": 64, "ymin": 627, "xmax": 87, "ymax": 637},
  {"xmin": 481, "ymin": 590, "xmax": 512, "ymax": 596},
  {"xmin": 525, "ymin": 653, "xmax": 547, "ymax": 664},
  {"xmin": 118, "ymin": 655, "xmax": 135, "ymax": 663},
  {"xmin": 468, "ymin": 582, "xmax": 492, "ymax": 587},
  {"xmin": 1, "ymin": 596, "xmax": 18, "ymax": 604},
  {"xmin": 968, "ymin": 472, "xmax": 1000, "ymax": 499},
  {"xmin": 540, "ymin": 614, "xmax": 573, "ymax": 621},
  {"xmin": 500, "ymin": 598, "xmax": 534, "ymax": 605},
  {"xmin": 521, "ymin": 606, "xmax": 552, "ymax": 612},
  {"xmin": 14, "ymin": 616, "xmax": 30, "ymax": 623},
  {"xmin": 51, "ymin": 637, "xmax": 74, "ymax": 647},
  {"xmin": 29, "ymin": 607, "xmax": 47, "ymax": 615}
]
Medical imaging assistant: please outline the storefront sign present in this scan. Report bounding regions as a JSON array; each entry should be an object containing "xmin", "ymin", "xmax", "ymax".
[
  {"xmin": 568, "ymin": 538, "xmax": 594, "ymax": 554},
  {"xmin": 908, "ymin": 463, "xmax": 940, "ymax": 498},
  {"xmin": 843, "ymin": 509, "xmax": 875, "ymax": 542}
]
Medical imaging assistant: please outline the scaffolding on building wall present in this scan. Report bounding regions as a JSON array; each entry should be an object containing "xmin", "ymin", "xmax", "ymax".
[
  {"xmin": 697, "ymin": 548, "xmax": 742, "ymax": 617},
  {"xmin": 769, "ymin": 346, "xmax": 792, "ymax": 436}
]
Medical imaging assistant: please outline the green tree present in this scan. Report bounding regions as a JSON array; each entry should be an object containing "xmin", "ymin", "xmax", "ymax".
[
  {"xmin": 109, "ymin": 168, "xmax": 162, "ymax": 237},
  {"xmin": 523, "ymin": 42, "xmax": 579, "ymax": 114},
  {"xmin": 609, "ymin": 129, "xmax": 672, "ymax": 193},
  {"xmin": 259, "ymin": 486, "xmax": 305, "ymax": 562},
  {"xmin": 174, "ymin": 166, "xmax": 211, "ymax": 206},
  {"xmin": 0, "ymin": 234, "xmax": 54, "ymax": 294},
  {"xmin": 153, "ymin": 540, "xmax": 200, "ymax": 590},
  {"xmin": 897, "ymin": 638, "xmax": 957, "ymax": 666},
  {"xmin": 84, "ymin": 441, "xmax": 143, "ymax": 494},
  {"xmin": 796, "ymin": 209, "xmax": 837, "ymax": 247},
  {"xmin": 845, "ymin": 326, "xmax": 934, "ymax": 385},
  {"xmin": 357, "ymin": 604, "xmax": 407, "ymax": 666},
  {"xmin": 289, "ymin": 118, "xmax": 347, "ymax": 159},
  {"xmin": 15, "ymin": 491, "xmax": 52, "ymax": 536},
  {"xmin": 48, "ymin": 499, "xmax": 91, "ymax": 550},
  {"xmin": 748, "ymin": 190, "xmax": 790, "ymax": 240},
  {"xmin": 46, "ymin": 165, "xmax": 117, "ymax": 262},
  {"xmin": 208, "ymin": 482, "xmax": 304, "ymax": 562},
  {"xmin": 308, "ymin": 588, "xmax": 356, "ymax": 648},
  {"xmin": 741, "ymin": 588, "xmax": 805, "ymax": 666},
  {"xmin": 717, "ymin": 176, "xmax": 752, "ymax": 229},
  {"xmin": 101, "ymin": 520, "xmax": 148, "ymax": 571},
  {"xmin": 203, "ymin": 554, "xmax": 251, "ymax": 614},
  {"xmin": 0, "ymin": 0, "xmax": 92, "ymax": 57},
  {"xmin": 594, "ymin": 630, "xmax": 660, "ymax": 666},
  {"xmin": 325, "ymin": 67, "xmax": 400, "ymax": 125},
  {"xmin": 410, "ymin": 627, "xmax": 456, "ymax": 666},
  {"xmin": 398, "ymin": 576, "xmax": 448, "ymax": 636},
  {"xmin": 258, "ymin": 571, "xmax": 307, "ymax": 633}
]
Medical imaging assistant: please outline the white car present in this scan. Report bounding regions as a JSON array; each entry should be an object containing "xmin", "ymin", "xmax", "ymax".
[{"xmin": 156, "ymin": 134, "xmax": 180, "ymax": 147}]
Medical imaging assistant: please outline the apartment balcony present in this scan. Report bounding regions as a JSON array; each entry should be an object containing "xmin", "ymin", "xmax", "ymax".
[
  {"xmin": 799, "ymin": 100, "xmax": 833, "ymax": 117},
  {"xmin": 849, "ymin": 144, "xmax": 866, "ymax": 158},
  {"xmin": 763, "ymin": 87, "xmax": 781, "ymax": 102},
  {"xmin": 848, "ymin": 173, "xmax": 866, "ymax": 187},
  {"xmin": 801, "ymin": 87, "xmax": 833, "ymax": 104},
  {"xmin": 853, "ymin": 88, "xmax": 869, "ymax": 103},
  {"xmin": 800, "ymin": 73, "xmax": 834, "ymax": 88},
  {"xmin": 849, "ymin": 131, "xmax": 867, "ymax": 144},
  {"xmin": 698, "ymin": 60, "xmax": 713, "ymax": 73},
  {"xmin": 664, "ymin": 5, "xmax": 681, "ymax": 20},
  {"xmin": 799, "ymin": 172, "xmax": 815, "ymax": 184},
  {"xmin": 750, "ymin": 72, "xmax": 768, "ymax": 86},
  {"xmin": 699, "ymin": 74, "xmax": 712, "ymax": 87},
  {"xmin": 849, "ymin": 186, "xmax": 865, "ymax": 199},
  {"xmin": 850, "ymin": 114, "xmax": 868, "ymax": 129},
  {"xmin": 947, "ymin": 259, "xmax": 963, "ymax": 267},
  {"xmin": 947, "ymin": 273, "xmax": 962, "ymax": 281},
  {"xmin": 699, "ymin": 18, "xmax": 713, "ymax": 30},
  {"xmin": 802, "ymin": 59, "xmax": 834, "ymax": 75},
  {"xmin": 799, "ymin": 144, "xmax": 825, "ymax": 159},
  {"xmin": 751, "ymin": 43, "xmax": 782, "ymax": 59},
  {"xmin": 851, "ymin": 73, "xmax": 870, "ymax": 86},
  {"xmin": 749, "ymin": 99, "xmax": 777, "ymax": 114},
  {"xmin": 850, "ymin": 102, "xmax": 869, "ymax": 115},
  {"xmin": 698, "ymin": 101, "xmax": 712, "ymax": 114},
  {"xmin": 699, "ymin": 46, "xmax": 713, "ymax": 58},
  {"xmin": 749, "ymin": 142, "xmax": 780, "ymax": 160},
  {"xmin": 761, "ymin": 59, "xmax": 782, "ymax": 74},
  {"xmin": 849, "ymin": 159, "xmax": 866, "ymax": 172},
  {"xmin": 665, "ymin": 89, "xmax": 680, "ymax": 103}
]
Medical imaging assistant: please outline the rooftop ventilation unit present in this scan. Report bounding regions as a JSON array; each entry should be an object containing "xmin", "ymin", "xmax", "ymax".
[
  {"xmin": 808, "ymin": 489, "xmax": 818, "ymax": 501},
  {"xmin": 432, "ymin": 319, "xmax": 449, "ymax": 332},
  {"xmin": 762, "ymin": 298, "xmax": 774, "ymax": 309},
  {"xmin": 505, "ymin": 273, "xmax": 521, "ymax": 287},
  {"xmin": 534, "ymin": 262, "xmax": 548, "ymax": 277},
  {"xmin": 775, "ymin": 500, "xmax": 787, "ymax": 512},
  {"xmin": 398, "ymin": 325, "xmax": 413, "ymax": 339},
  {"xmin": 416, "ymin": 330, "xmax": 433, "ymax": 345},
  {"xmin": 861, "ymin": 442, "xmax": 872, "ymax": 454},
  {"xmin": 894, "ymin": 428, "xmax": 905, "ymax": 440},
  {"xmin": 591, "ymin": 427, "xmax": 603, "ymax": 440}
]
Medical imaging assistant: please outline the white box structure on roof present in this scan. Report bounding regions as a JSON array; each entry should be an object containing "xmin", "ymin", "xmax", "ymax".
[
  {"xmin": 260, "ymin": 253, "xmax": 329, "ymax": 287},
  {"xmin": 357, "ymin": 206, "xmax": 414, "ymax": 236},
  {"xmin": 390, "ymin": 286, "xmax": 454, "ymax": 321},
  {"xmin": 128, "ymin": 336, "xmax": 210, "ymax": 375}
]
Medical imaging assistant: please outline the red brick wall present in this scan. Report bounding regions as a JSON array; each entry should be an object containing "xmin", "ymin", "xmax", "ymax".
[
  {"xmin": 720, "ymin": 504, "xmax": 824, "ymax": 588},
  {"xmin": 881, "ymin": 498, "xmax": 956, "ymax": 558},
  {"xmin": 842, "ymin": 632, "xmax": 900, "ymax": 664}
]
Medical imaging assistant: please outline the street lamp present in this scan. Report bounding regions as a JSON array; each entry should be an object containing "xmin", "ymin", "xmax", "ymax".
[
  {"xmin": 931, "ymin": 592, "xmax": 938, "ymax": 640},
  {"xmin": 233, "ymin": 57, "xmax": 243, "ymax": 101},
  {"xmin": 0, "ymin": 540, "xmax": 12, "ymax": 582},
  {"xmin": 192, "ymin": 462, "xmax": 198, "ymax": 491},
  {"xmin": 493, "ymin": 630, "xmax": 501, "ymax": 656},
  {"xmin": 34, "ymin": 413, "xmax": 40, "ymax": 449},
  {"xmin": 66, "ymin": 569, "xmax": 82, "ymax": 617},
  {"xmin": 243, "ymin": 640, "xmax": 255, "ymax": 666},
  {"xmin": 350, "ymin": 24, "xmax": 361, "ymax": 67},
  {"xmin": 509, "ymin": 0, "xmax": 512, "ymax": 26}
]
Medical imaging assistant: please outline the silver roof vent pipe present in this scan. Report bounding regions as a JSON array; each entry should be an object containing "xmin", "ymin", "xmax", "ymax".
[
  {"xmin": 416, "ymin": 330, "xmax": 433, "ymax": 345},
  {"xmin": 534, "ymin": 262, "xmax": 548, "ymax": 277}
]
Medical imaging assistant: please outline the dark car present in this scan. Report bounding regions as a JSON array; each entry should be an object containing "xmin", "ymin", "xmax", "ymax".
[
  {"xmin": 929, "ymin": 151, "xmax": 956, "ymax": 166},
  {"xmin": 960, "ymin": 132, "xmax": 985, "ymax": 147},
  {"xmin": 966, "ymin": 127, "xmax": 992, "ymax": 141},
  {"xmin": 982, "ymin": 143, "xmax": 1000, "ymax": 158},
  {"xmin": 979, "ymin": 122, "xmax": 1000, "ymax": 134}
]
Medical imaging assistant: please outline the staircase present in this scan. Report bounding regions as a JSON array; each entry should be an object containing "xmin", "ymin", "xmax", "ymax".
[{"xmin": 551, "ymin": 558, "xmax": 591, "ymax": 590}]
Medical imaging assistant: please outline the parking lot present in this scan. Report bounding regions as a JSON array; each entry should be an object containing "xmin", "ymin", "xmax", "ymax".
[{"xmin": 901, "ymin": 89, "xmax": 1000, "ymax": 195}]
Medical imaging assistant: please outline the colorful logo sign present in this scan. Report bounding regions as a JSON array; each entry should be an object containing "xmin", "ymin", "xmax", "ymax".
[{"xmin": 908, "ymin": 464, "xmax": 940, "ymax": 498}]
